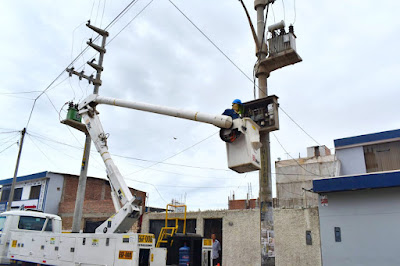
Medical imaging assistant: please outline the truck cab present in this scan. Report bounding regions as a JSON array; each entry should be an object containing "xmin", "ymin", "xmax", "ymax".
[{"xmin": 0, "ymin": 210, "xmax": 61, "ymax": 264}]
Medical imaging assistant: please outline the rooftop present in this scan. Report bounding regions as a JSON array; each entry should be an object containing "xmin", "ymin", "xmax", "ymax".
[
  {"xmin": 313, "ymin": 170, "xmax": 400, "ymax": 193},
  {"xmin": 334, "ymin": 129, "xmax": 400, "ymax": 149}
]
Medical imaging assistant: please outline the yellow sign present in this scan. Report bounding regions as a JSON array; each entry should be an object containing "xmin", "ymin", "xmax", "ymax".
[
  {"xmin": 203, "ymin": 239, "xmax": 212, "ymax": 246},
  {"xmin": 92, "ymin": 239, "xmax": 99, "ymax": 246},
  {"xmin": 138, "ymin": 234, "xmax": 153, "ymax": 243},
  {"xmin": 151, "ymin": 254, "xmax": 154, "ymax": 262},
  {"xmin": 11, "ymin": 240, "xmax": 17, "ymax": 248},
  {"xmin": 118, "ymin": 250, "xmax": 133, "ymax": 260}
]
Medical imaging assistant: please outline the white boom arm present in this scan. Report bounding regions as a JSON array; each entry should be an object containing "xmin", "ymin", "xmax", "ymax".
[
  {"xmin": 80, "ymin": 94, "xmax": 233, "ymax": 129},
  {"xmin": 77, "ymin": 94, "xmax": 234, "ymax": 234},
  {"xmin": 79, "ymin": 105, "xmax": 142, "ymax": 234}
]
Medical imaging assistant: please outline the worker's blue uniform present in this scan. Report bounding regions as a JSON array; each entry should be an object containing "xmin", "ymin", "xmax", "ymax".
[{"xmin": 222, "ymin": 109, "xmax": 240, "ymax": 119}]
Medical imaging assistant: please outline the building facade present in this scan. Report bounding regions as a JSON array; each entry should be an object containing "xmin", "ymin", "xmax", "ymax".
[
  {"xmin": 142, "ymin": 209, "xmax": 261, "ymax": 266},
  {"xmin": 0, "ymin": 171, "xmax": 146, "ymax": 232},
  {"xmin": 273, "ymin": 145, "xmax": 339, "ymax": 266},
  {"xmin": 313, "ymin": 129, "xmax": 400, "ymax": 266}
]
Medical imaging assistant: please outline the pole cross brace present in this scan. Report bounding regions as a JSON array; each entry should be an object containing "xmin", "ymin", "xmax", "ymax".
[
  {"xmin": 66, "ymin": 67, "xmax": 94, "ymax": 84},
  {"xmin": 87, "ymin": 39, "xmax": 106, "ymax": 54},
  {"xmin": 86, "ymin": 20, "xmax": 109, "ymax": 37}
]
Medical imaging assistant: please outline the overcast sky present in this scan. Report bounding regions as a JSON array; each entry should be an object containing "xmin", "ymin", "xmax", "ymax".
[{"xmin": 0, "ymin": 0, "xmax": 399, "ymax": 210}]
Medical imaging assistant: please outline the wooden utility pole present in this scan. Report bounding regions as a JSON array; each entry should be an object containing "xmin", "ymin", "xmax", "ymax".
[{"xmin": 7, "ymin": 128, "xmax": 26, "ymax": 211}]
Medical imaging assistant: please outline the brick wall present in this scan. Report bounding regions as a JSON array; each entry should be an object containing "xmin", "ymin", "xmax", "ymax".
[
  {"xmin": 228, "ymin": 199, "xmax": 257, "ymax": 210},
  {"xmin": 58, "ymin": 174, "xmax": 146, "ymax": 232}
]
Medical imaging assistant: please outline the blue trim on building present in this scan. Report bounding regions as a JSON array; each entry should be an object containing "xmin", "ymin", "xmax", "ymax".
[
  {"xmin": 42, "ymin": 179, "xmax": 49, "ymax": 212},
  {"xmin": 313, "ymin": 171, "xmax": 400, "ymax": 193},
  {"xmin": 0, "ymin": 171, "xmax": 48, "ymax": 185},
  {"xmin": 334, "ymin": 129, "xmax": 400, "ymax": 148}
]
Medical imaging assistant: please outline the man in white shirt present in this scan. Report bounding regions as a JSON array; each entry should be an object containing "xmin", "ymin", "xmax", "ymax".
[{"xmin": 211, "ymin": 233, "xmax": 221, "ymax": 266}]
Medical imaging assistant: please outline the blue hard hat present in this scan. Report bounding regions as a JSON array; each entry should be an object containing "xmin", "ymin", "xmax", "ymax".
[{"xmin": 232, "ymin": 99, "xmax": 242, "ymax": 104}]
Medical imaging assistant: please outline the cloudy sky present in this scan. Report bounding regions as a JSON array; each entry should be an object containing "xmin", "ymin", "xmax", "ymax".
[{"xmin": 0, "ymin": 0, "xmax": 399, "ymax": 210}]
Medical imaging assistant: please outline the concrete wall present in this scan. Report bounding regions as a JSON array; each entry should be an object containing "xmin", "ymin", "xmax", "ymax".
[
  {"xmin": 44, "ymin": 173, "xmax": 64, "ymax": 214},
  {"xmin": 335, "ymin": 146, "xmax": 366, "ymax": 175},
  {"xmin": 318, "ymin": 187, "xmax": 400, "ymax": 266},
  {"xmin": 275, "ymin": 155, "xmax": 340, "ymax": 208},
  {"xmin": 274, "ymin": 208, "xmax": 322, "ymax": 266},
  {"xmin": 142, "ymin": 209, "xmax": 261, "ymax": 266}
]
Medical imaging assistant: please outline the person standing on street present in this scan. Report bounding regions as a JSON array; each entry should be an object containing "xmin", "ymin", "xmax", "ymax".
[{"xmin": 211, "ymin": 233, "xmax": 221, "ymax": 266}]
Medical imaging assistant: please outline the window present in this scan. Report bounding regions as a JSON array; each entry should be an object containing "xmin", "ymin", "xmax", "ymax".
[
  {"xmin": 18, "ymin": 216, "xmax": 47, "ymax": 231},
  {"xmin": 29, "ymin": 185, "xmax": 41, "ymax": 199},
  {"xmin": 0, "ymin": 216, "xmax": 6, "ymax": 231},
  {"xmin": 1, "ymin": 189, "xmax": 10, "ymax": 202},
  {"xmin": 13, "ymin": 188, "xmax": 23, "ymax": 201},
  {"xmin": 44, "ymin": 220, "xmax": 53, "ymax": 232},
  {"xmin": 364, "ymin": 141, "xmax": 400, "ymax": 172}
]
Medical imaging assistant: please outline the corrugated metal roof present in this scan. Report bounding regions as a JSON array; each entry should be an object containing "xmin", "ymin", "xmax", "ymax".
[{"xmin": 334, "ymin": 129, "xmax": 400, "ymax": 148}]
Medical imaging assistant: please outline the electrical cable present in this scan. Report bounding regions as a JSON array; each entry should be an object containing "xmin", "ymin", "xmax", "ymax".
[
  {"xmin": 0, "ymin": 94, "xmax": 36, "ymax": 100},
  {"xmin": 100, "ymin": 0, "xmax": 107, "ymax": 28},
  {"xmin": 293, "ymin": 0, "xmax": 296, "ymax": 25},
  {"xmin": 28, "ymin": 129, "xmax": 327, "ymax": 177},
  {"xmin": 0, "ymin": 133, "xmax": 20, "ymax": 147},
  {"xmin": 272, "ymin": 132, "xmax": 323, "ymax": 177},
  {"xmin": 0, "ymin": 142, "xmax": 18, "ymax": 155},
  {"xmin": 167, "ymin": 0, "xmax": 255, "ymax": 86},
  {"xmin": 106, "ymin": 0, "xmax": 153, "ymax": 46},
  {"xmin": 124, "ymin": 131, "xmax": 218, "ymax": 176},
  {"xmin": 125, "ymin": 178, "xmax": 168, "ymax": 204},
  {"xmin": 27, "ymin": 135, "xmax": 59, "ymax": 168},
  {"xmin": 25, "ymin": 0, "xmax": 140, "ymax": 128},
  {"xmin": 279, "ymin": 106, "xmax": 320, "ymax": 145},
  {"xmin": 0, "ymin": 91, "xmax": 42, "ymax": 95},
  {"xmin": 0, "ymin": 131, "xmax": 19, "ymax": 135}
]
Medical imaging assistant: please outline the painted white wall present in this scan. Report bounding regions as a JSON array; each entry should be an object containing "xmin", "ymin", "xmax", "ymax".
[
  {"xmin": 44, "ymin": 173, "xmax": 65, "ymax": 214},
  {"xmin": 335, "ymin": 146, "xmax": 366, "ymax": 175},
  {"xmin": 318, "ymin": 187, "xmax": 400, "ymax": 266}
]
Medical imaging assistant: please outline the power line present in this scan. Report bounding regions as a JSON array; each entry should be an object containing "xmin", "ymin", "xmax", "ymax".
[
  {"xmin": 107, "ymin": 0, "xmax": 154, "ymax": 46},
  {"xmin": 100, "ymin": 0, "xmax": 107, "ymax": 28},
  {"xmin": 167, "ymin": 0, "xmax": 255, "ymax": 86},
  {"xmin": 0, "ymin": 90, "xmax": 42, "ymax": 95},
  {"xmin": 0, "ymin": 94, "xmax": 36, "ymax": 100},
  {"xmin": 0, "ymin": 142, "xmax": 17, "ymax": 154},
  {"xmin": 25, "ymin": 0, "xmax": 140, "ymax": 128},
  {"xmin": 28, "ymin": 129, "xmax": 326, "ymax": 177},
  {"xmin": 279, "ymin": 106, "xmax": 321, "ymax": 145},
  {"xmin": 272, "ymin": 132, "xmax": 323, "ymax": 177},
  {"xmin": 125, "ymin": 131, "xmax": 219, "ymax": 176},
  {"xmin": 281, "ymin": 0, "xmax": 286, "ymax": 21},
  {"xmin": 27, "ymin": 135, "xmax": 59, "ymax": 169}
]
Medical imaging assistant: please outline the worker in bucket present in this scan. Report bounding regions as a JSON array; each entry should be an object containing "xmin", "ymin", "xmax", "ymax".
[
  {"xmin": 220, "ymin": 99, "xmax": 244, "ymax": 143},
  {"xmin": 222, "ymin": 99, "xmax": 243, "ymax": 119}
]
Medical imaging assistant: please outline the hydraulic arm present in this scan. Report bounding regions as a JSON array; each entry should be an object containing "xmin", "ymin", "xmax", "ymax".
[{"xmin": 77, "ymin": 93, "xmax": 262, "ymax": 233}]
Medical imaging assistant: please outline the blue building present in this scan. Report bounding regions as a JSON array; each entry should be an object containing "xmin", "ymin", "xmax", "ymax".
[
  {"xmin": 313, "ymin": 129, "xmax": 400, "ymax": 266},
  {"xmin": 0, "ymin": 171, "xmax": 64, "ymax": 214}
]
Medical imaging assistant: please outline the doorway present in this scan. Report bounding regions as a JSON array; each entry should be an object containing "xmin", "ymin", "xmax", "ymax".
[{"xmin": 204, "ymin": 218, "xmax": 223, "ymax": 263}]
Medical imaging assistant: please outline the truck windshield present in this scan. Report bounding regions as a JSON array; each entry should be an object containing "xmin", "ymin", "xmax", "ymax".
[
  {"xmin": 0, "ymin": 216, "xmax": 6, "ymax": 231},
  {"xmin": 18, "ymin": 216, "xmax": 52, "ymax": 231}
]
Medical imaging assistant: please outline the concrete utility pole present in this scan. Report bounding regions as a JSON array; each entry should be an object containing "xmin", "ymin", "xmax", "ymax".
[
  {"xmin": 254, "ymin": 0, "xmax": 273, "ymax": 265},
  {"xmin": 7, "ymin": 128, "xmax": 26, "ymax": 211},
  {"xmin": 68, "ymin": 21, "xmax": 108, "ymax": 233}
]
